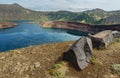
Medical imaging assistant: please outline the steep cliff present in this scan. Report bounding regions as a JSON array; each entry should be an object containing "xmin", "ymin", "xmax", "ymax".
[{"xmin": 40, "ymin": 21, "xmax": 120, "ymax": 34}]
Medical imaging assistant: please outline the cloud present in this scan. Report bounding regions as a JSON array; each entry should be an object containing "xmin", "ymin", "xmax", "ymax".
[
  {"xmin": 0, "ymin": 0, "xmax": 120, "ymax": 11},
  {"xmin": 86, "ymin": 0, "xmax": 108, "ymax": 3}
]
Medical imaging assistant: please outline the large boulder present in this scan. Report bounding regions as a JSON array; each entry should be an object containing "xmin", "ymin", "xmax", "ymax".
[
  {"xmin": 89, "ymin": 30, "xmax": 115, "ymax": 49},
  {"xmin": 63, "ymin": 37, "xmax": 92, "ymax": 70}
]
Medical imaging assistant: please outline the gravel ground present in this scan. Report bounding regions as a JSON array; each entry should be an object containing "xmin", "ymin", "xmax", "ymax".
[{"xmin": 0, "ymin": 41, "xmax": 120, "ymax": 78}]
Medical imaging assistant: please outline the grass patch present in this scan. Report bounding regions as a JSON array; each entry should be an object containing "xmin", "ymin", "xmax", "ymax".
[
  {"xmin": 48, "ymin": 61, "xmax": 67, "ymax": 78},
  {"xmin": 117, "ymin": 38, "xmax": 120, "ymax": 42},
  {"xmin": 91, "ymin": 57, "xmax": 97, "ymax": 64}
]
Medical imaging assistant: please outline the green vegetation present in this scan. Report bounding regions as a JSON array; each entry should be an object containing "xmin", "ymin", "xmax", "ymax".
[
  {"xmin": 117, "ymin": 38, "xmax": 120, "ymax": 42},
  {"xmin": 48, "ymin": 61, "xmax": 67, "ymax": 78},
  {"xmin": 111, "ymin": 64, "xmax": 120, "ymax": 75},
  {"xmin": 91, "ymin": 57, "xmax": 97, "ymax": 64},
  {"xmin": 1, "ymin": 4, "xmax": 120, "ymax": 25}
]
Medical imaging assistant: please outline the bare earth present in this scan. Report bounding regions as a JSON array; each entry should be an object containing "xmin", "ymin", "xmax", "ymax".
[{"xmin": 0, "ymin": 41, "xmax": 120, "ymax": 78}]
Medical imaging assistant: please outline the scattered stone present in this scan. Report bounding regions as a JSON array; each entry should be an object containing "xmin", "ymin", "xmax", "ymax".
[
  {"xmin": 0, "ymin": 37, "xmax": 120, "ymax": 77},
  {"xmin": 34, "ymin": 62, "xmax": 41, "ymax": 68},
  {"xmin": 113, "ymin": 49, "xmax": 117, "ymax": 52},
  {"xmin": 68, "ymin": 44, "xmax": 72, "ymax": 47},
  {"xmin": 103, "ymin": 73, "xmax": 119, "ymax": 78},
  {"xmin": 63, "ymin": 37, "xmax": 92, "ymax": 70},
  {"xmin": 17, "ymin": 62, "xmax": 21, "ymax": 65},
  {"xmin": 24, "ymin": 74, "xmax": 29, "ymax": 78}
]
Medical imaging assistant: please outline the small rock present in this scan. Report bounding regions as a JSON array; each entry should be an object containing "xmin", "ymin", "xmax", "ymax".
[
  {"xmin": 113, "ymin": 49, "xmax": 117, "ymax": 52},
  {"xmin": 17, "ymin": 62, "xmax": 21, "ymax": 65},
  {"xmin": 103, "ymin": 72, "xmax": 119, "ymax": 78},
  {"xmin": 34, "ymin": 62, "xmax": 41, "ymax": 68},
  {"xmin": 68, "ymin": 44, "xmax": 72, "ymax": 47},
  {"xmin": 14, "ymin": 50, "xmax": 21, "ymax": 54},
  {"xmin": 24, "ymin": 75, "xmax": 29, "ymax": 78},
  {"xmin": 87, "ymin": 72, "xmax": 91, "ymax": 75}
]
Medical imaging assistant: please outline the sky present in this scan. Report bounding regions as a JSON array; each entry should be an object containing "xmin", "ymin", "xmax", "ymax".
[{"xmin": 0, "ymin": 0, "xmax": 120, "ymax": 12}]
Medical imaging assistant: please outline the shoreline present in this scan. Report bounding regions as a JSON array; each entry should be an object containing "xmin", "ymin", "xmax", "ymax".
[
  {"xmin": 0, "ymin": 41, "xmax": 75, "ymax": 52},
  {"xmin": 40, "ymin": 21, "xmax": 120, "ymax": 34}
]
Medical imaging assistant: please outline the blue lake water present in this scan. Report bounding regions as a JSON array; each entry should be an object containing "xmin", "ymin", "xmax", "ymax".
[{"xmin": 0, "ymin": 20, "xmax": 83, "ymax": 52}]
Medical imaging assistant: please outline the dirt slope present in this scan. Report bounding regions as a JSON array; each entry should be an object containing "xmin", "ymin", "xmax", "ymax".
[{"xmin": 0, "ymin": 41, "xmax": 120, "ymax": 78}]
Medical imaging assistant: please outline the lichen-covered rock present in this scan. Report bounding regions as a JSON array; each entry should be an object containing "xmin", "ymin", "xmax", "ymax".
[
  {"xmin": 112, "ymin": 31, "xmax": 120, "ymax": 38},
  {"xmin": 63, "ymin": 37, "xmax": 92, "ymax": 70}
]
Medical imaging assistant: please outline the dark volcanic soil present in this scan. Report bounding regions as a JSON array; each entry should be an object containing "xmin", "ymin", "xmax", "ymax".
[{"xmin": 0, "ymin": 41, "xmax": 120, "ymax": 78}]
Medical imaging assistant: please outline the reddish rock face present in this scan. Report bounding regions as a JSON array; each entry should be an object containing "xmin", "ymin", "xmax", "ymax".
[
  {"xmin": 0, "ymin": 22, "xmax": 17, "ymax": 29},
  {"xmin": 40, "ymin": 21, "xmax": 120, "ymax": 34}
]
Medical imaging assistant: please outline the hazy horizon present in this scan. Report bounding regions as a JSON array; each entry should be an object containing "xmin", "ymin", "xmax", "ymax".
[{"xmin": 0, "ymin": 0, "xmax": 120, "ymax": 12}]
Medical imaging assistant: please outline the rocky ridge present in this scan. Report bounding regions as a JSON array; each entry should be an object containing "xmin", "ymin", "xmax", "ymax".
[{"xmin": 40, "ymin": 21, "xmax": 120, "ymax": 34}]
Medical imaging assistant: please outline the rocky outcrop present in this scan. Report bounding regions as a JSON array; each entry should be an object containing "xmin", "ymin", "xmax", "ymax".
[
  {"xmin": 63, "ymin": 37, "xmax": 92, "ymax": 70},
  {"xmin": 89, "ymin": 30, "xmax": 115, "ymax": 49},
  {"xmin": 63, "ymin": 30, "xmax": 118, "ymax": 70},
  {"xmin": 0, "ymin": 22, "xmax": 17, "ymax": 29},
  {"xmin": 40, "ymin": 21, "xmax": 120, "ymax": 34}
]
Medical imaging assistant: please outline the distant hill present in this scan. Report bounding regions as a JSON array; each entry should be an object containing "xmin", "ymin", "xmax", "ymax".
[
  {"xmin": 99, "ymin": 15, "xmax": 120, "ymax": 24},
  {"xmin": 0, "ymin": 3, "xmax": 47, "ymax": 21},
  {"xmin": 0, "ymin": 3, "xmax": 33, "ymax": 20},
  {"xmin": 0, "ymin": 3, "xmax": 120, "ymax": 24}
]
